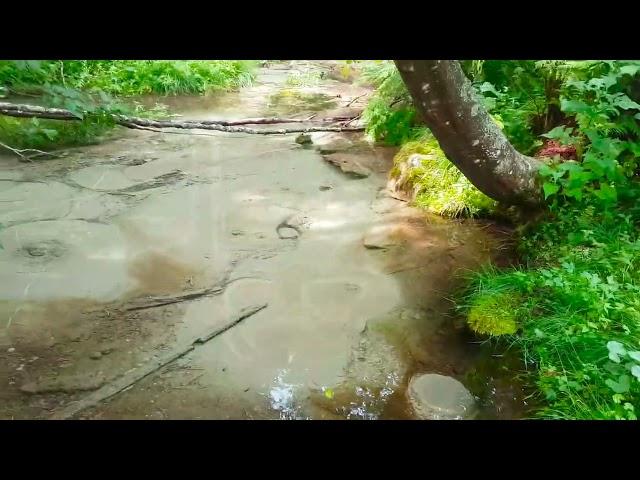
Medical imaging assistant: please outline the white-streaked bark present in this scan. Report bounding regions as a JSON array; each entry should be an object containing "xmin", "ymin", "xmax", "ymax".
[{"xmin": 394, "ymin": 60, "xmax": 542, "ymax": 206}]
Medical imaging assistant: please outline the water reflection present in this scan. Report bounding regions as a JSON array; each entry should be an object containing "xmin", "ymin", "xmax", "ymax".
[{"xmin": 268, "ymin": 369, "xmax": 308, "ymax": 420}]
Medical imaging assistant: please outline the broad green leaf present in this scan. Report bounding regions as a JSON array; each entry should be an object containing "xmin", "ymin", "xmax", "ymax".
[
  {"xmin": 632, "ymin": 365, "xmax": 640, "ymax": 380},
  {"xmin": 628, "ymin": 351, "xmax": 640, "ymax": 362},
  {"xmin": 620, "ymin": 65, "xmax": 640, "ymax": 76},
  {"xmin": 605, "ymin": 375, "xmax": 630, "ymax": 393},
  {"xmin": 564, "ymin": 188, "xmax": 583, "ymax": 201},
  {"xmin": 42, "ymin": 129, "xmax": 58, "ymax": 141},
  {"xmin": 479, "ymin": 82, "xmax": 500, "ymax": 97},
  {"xmin": 538, "ymin": 164, "xmax": 555, "ymax": 178},
  {"xmin": 543, "ymin": 182, "xmax": 560, "ymax": 199},
  {"xmin": 594, "ymin": 183, "xmax": 618, "ymax": 203},
  {"xmin": 601, "ymin": 75, "xmax": 618, "ymax": 89},
  {"xmin": 543, "ymin": 126, "xmax": 574, "ymax": 143},
  {"xmin": 608, "ymin": 341, "xmax": 626, "ymax": 363},
  {"xmin": 614, "ymin": 95, "xmax": 640, "ymax": 111},
  {"xmin": 561, "ymin": 99, "xmax": 590, "ymax": 114}
]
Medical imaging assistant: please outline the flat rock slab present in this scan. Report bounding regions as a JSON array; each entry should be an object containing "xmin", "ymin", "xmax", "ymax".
[
  {"xmin": 407, "ymin": 373, "xmax": 476, "ymax": 420},
  {"xmin": 323, "ymin": 153, "xmax": 372, "ymax": 178},
  {"xmin": 363, "ymin": 224, "xmax": 399, "ymax": 249}
]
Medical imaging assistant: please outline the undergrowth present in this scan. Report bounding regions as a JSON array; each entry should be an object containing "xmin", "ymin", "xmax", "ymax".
[
  {"xmin": 458, "ymin": 61, "xmax": 640, "ymax": 419},
  {"xmin": 0, "ymin": 60, "xmax": 256, "ymax": 96},
  {"xmin": 361, "ymin": 61, "xmax": 419, "ymax": 146},
  {"xmin": 364, "ymin": 60, "xmax": 640, "ymax": 418},
  {"xmin": 0, "ymin": 60, "xmax": 251, "ymax": 152}
]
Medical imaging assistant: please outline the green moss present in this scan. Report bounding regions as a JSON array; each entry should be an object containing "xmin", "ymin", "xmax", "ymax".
[
  {"xmin": 467, "ymin": 291, "xmax": 521, "ymax": 336},
  {"xmin": 391, "ymin": 134, "xmax": 498, "ymax": 217}
]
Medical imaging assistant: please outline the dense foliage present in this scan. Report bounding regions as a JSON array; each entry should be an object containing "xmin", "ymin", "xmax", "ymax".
[
  {"xmin": 0, "ymin": 60, "xmax": 255, "ymax": 151},
  {"xmin": 0, "ymin": 60, "xmax": 255, "ymax": 96},
  {"xmin": 365, "ymin": 60, "xmax": 640, "ymax": 419}
]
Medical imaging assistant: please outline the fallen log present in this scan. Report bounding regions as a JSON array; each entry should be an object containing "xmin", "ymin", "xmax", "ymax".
[
  {"xmin": 0, "ymin": 102, "xmax": 364, "ymax": 135},
  {"xmin": 49, "ymin": 303, "xmax": 268, "ymax": 420}
]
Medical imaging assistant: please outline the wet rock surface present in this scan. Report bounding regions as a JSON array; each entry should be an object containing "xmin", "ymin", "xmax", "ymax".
[
  {"xmin": 323, "ymin": 153, "xmax": 372, "ymax": 178},
  {"xmin": 0, "ymin": 61, "xmax": 524, "ymax": 420},
  {"xmin": 407, "ymin": 373, "xmax": 476, "ymax": 420}
]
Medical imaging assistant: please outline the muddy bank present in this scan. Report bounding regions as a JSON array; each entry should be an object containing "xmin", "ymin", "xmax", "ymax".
[{"xmin": 0, "ymin": 61, "xmax": 528, "ymax": 420}]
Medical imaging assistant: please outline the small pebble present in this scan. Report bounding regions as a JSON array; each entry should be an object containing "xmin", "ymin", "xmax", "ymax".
[
  {"xmin": 7, "ymin": 347, "xmax": 15, "ymax": 353},
  {"xmin": 89, "ymin": 351, "xmax": 102, "ymax": 360}
]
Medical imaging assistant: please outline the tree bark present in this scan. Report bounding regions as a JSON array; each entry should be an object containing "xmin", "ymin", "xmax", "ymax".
[{"xmin": 394, "ymin": 60, "xmax": 542, "ymax": 206}]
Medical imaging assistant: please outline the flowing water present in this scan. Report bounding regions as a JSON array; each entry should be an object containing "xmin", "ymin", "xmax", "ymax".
[{"xmin": 0, "ymin": 61, "xmax": 531, "ymax": 419}]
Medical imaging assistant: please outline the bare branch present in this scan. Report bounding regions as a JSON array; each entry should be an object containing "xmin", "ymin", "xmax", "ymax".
[{"xmin": 0, "ymin": 140, "xmax": 58, "ymax": 161}]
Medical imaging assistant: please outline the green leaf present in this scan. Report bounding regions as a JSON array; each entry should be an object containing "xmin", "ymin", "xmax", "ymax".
[
  {"xmin": 479, "ymin": 82, "xmax": 500, "ymax": 97},
  {"xmin": 538, "ymin": 164, "xmax": 555, "ymax": 178},
  {"xmin": 608, "ymin": 341, "xmax": 626, "ymax": 363},
  {"xmin": 42, "ymin": 129, "xmax": 59, "ymax": 141},
  {"xmin": 594, "ymin": 183, "xmax": 618, "ymax": 203},
  {"xmin": 542, "ymin": 126, "xmax": 574, "ymax": 143},
  {"xmin": 564, "ymin": 188, "xmax": 583, "ymax": 201},
  {"xmin": 620, "ymin": 65, "xmax": 640, "ymax": 76},
  {"xmin": 324, "ymin": 388, "xmax": 334, "ymax": 399},
  {"xmin": 543, "ymin": 182, "xmax": 560, "ymax": 199},
  {"xmin": 628, "ymin": 351, "xmax": 640, "ymax": 362},
  {"xmin": 561, "ymin": 99, "xmax": 590, "ymax": 114},
  {"xmin": 614, "ymin": 95, "xmax": 640, "ymax": 111},
  {"xmin": 632, "ymin": 365, "xmax": 640, "ymax": 381},
  {"xmin": 601, "ymin": 75, "xmax": 618, "ymax": 89},
  {"xmin": 605, "ymin": 375, "xmax": 631, "ymax": 393}
]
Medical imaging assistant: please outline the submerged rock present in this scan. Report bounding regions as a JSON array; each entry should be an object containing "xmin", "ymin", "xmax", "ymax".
[
  {"xmin": 323, "ymin": 153, "xmax": 371, "ymax": 178},
  {"xmin": 363, "ymin": 224, "xmax": 398, "ymax": 250},
  {"xmin": 295, "ymin": 133, "xmax": 313, "ymax": 145},
  {"xmin": 311, "ymin": 133, "xmax": 354, "ymax": 154},
  {"xmin": 407, "ymin": 373, "xmax": 476, "ymax": 420}
]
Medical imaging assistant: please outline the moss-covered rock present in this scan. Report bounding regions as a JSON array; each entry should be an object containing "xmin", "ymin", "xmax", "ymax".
[
  {"xmin": 467, "ymin": 292, "xmax": 521, "ymax": 336},
  {"xmin": 387, "ymin": 135, "xmax": 497, "ymax": 218}
]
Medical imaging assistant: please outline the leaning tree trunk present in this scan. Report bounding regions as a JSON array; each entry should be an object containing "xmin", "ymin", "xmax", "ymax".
[{"xmin": 394, "ymin": 60, "xmax": 542, "ymax": 206}]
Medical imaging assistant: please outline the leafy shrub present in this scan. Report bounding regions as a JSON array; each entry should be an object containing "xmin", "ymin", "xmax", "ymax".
[
  {"xmin": 361, "ymin": 61, "xmax": 419, "ymax": 145},
  {"xmin": 0, "ymin": 60, "xmax": 256, "ymax": 96}
]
